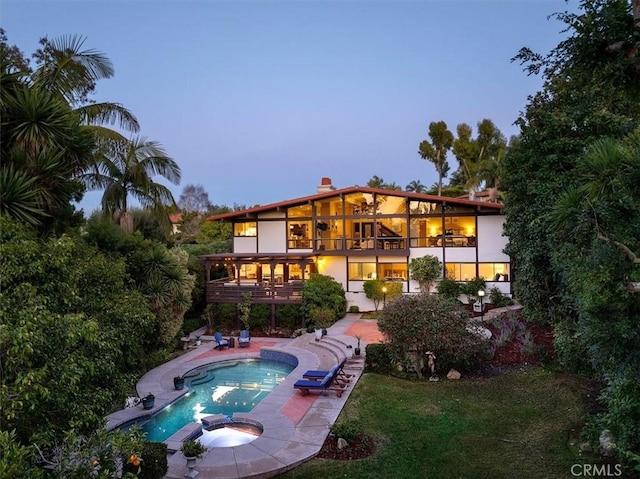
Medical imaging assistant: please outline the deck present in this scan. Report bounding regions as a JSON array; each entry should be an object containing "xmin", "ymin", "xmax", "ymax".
[{"xmin": 205, "ymin": 279, "xmax": 304, "ymax": 304}]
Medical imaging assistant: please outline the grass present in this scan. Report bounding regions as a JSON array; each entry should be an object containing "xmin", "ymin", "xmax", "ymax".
[{"xmin": 278, "ymin": 366, "xmax": 590, "ymax": 479}]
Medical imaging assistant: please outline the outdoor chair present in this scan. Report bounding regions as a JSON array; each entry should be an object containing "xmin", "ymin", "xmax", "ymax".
[
  {"xmin": 293, "ymin": 365, "xmax": 346, "ymax": 397},
  {"xmin": 302, "ymin": 358, "xmax": 352, "ymax": 386},
  {"xmin": 213, "ymin": 332, "xmax": 229, "ymax": 350},
  {"xmin": 238, "ymin": 329, "xmax": 251, "ymax": 348}
]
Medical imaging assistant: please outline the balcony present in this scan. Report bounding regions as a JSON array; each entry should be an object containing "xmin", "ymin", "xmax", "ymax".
[{"xmin": 205, "ymin": 278, "xmax": 304, "ymax": 304}]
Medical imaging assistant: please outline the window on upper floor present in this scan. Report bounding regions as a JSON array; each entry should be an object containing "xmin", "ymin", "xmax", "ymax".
[
  {"xmin": 288, "ymin": 204, "xmax": 312, "ymax": 218},
  {"xmin": 314, "ymin": 196, "xmax": 343, "ymax": 217},
  {"xmin": 234, "ymin": 222, "xmax": 257, "ymax": 237}
]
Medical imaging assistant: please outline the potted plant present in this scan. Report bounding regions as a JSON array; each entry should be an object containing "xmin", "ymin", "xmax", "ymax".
[
  {"xmin": 354, "ymin": 336, "xmax": 362, "ymax": 356},
  {"xmin": 181, "ymin": 439, "xmax": 207, "ymax": 473},
  {"xmin": 141, "ymin": 392, "xmax": 155, "ymax": 409},
  {"xmin": 173, "ymin": 375, "xmax": 185, "ymax": 390},
  {"xmin": 181, "ymin": 439, "xmax": 207, "ymax": 459},
  {"xmin": 195, "ymin": 335, "xmax": 201, "ymax": 346}
]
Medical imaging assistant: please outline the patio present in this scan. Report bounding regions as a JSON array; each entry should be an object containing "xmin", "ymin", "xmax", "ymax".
[{"xmin": 105, "ymin": 314, "xmax": 377, "ymax": 478}]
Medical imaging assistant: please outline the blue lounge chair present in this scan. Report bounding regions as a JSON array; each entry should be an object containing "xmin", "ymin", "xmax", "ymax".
[
  {"xmin": 238, "ymin": 329, "xmax": 250, "ymax": 348},
  {"xmin": 302, "ymin": 358, "xmax": 352, "ymax": 385},
  {"xmin": 293, "ymin": 366, "xmax": 346, "ymax": 397},
  {"xmin": 213, "ymin": 332, "xmax": 229, "ymax": 349}
]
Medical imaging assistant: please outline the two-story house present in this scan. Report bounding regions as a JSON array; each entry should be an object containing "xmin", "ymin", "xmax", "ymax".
[{"xmin": 199, "ymin": 177, "xmax": 510, "ymax": 322}]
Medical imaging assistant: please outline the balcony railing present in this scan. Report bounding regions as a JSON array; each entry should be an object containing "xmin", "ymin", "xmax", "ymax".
[{"xmin": 206, "ymin": 279, "xmax": 304, "ymax": 304}]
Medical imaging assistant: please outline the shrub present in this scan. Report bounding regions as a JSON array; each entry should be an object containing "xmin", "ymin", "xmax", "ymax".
[
  {"xmin": 488, "ymin": 286, "xmax": 513, "ymax": 307},
  {"xmin": 249, "ymin": 304, "xmax": 270, "ymax": 332},
  {"xmin": 364, "ymin": 343, "xmax": 394, "ymax": 374},
  {"xmin": 437, "ymin": 277, "xmax": 461, "ymax": 300},
  {"xmin": 378, "ymin": 294, "xmax": 487, "ymax": 377},
  {"xmin": 309, "ymin": 307, "xmax": 335, "ymax": 329},
  {"xmin": 363, "ymin": 279, "xmax": 402, "ymax": 311},
  {"xmin": 409, "ymin": 255, "xmax": 442, "ymax": 293},
  {"xmin": 330, "ymin": 420, "xmax": 362, "ymax": 441},
  {"xmin": 277, "ymin": 304, "xmax": 303, "ymax": 331},
  {"xmin": 460, "ymin": 277, "xmax": 487, "ymax": 303},
  {"xmin": 348, "ymin": 305, "xmax": 360, "ymax": 313},
  {"xmin": 203, "ymin": 303, "xmax": 237, "ymax": 332},
  {"xmin": 122, "ymin": 441, "xmax": 168, "ymax": 479},
  {"xmin": 302, "ymin": 274, "xmax": 347, "ymax": 322}
]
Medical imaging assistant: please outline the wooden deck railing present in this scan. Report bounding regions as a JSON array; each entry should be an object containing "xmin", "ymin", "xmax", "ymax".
[{"xmin": 206, "ymin": 280, "xmax": 304, "ymax": 304}]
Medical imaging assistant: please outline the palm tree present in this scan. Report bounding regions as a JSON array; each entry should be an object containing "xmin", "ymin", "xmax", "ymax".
[
  {"xmin": 31, "ymin": 34, "xmax": 139, "ymax": 134},
  {"xmin": 367, "ymin": 175, "xmax": 385, "ymax": 188},
  {"xmin": 0, "ymin": 76, "xmax": 95, "ymax": 226},
  {"xmin": 405, "ymin": 180, "xmax": 426, "ymax": 193},
  {"xmin": 0, "ymin": 32, "xmax": 139, "ymax": 230},
  {"xmin": 418, "ymin": 121, "xmax": 454, "ymax": 196},
  {"xmin": 82, "ymin": 136, "xmax": 181, "ymax": 233}
]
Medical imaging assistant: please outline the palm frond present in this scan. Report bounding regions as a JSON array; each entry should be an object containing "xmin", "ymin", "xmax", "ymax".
[
  {"xmin": 0, "ymin": 165, "xmax": 46, "ymax": 225},
  {"xmin": 75, "ymin": 102, "xmax": 140, "ymax": 132}
]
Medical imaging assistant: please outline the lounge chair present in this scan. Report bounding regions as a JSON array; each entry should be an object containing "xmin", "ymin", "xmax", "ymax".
[
  {"xmin": 238, "ymin": 329, "xmax": 250, "ymax": 348},
  {"xmin": 293, "ymin": 366, "xmax": 346, "ymax": 397},
  {"xmin": 213, "ymin": 332, "xmax": 229, "ymax": 350},
  {"xmin": 302, "ymin": 358, "xmax": 352, "ymax": 385}
]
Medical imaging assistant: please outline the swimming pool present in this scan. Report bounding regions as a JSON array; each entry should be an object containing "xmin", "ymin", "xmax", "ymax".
[{"xmin": 138, "ymin": 359, "xmax": 294, "ymax": 442}]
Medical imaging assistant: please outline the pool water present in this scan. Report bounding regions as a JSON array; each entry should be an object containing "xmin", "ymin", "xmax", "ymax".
[{"xmin": 139, "ymin": 359, "xmax": 293, "ymax": 442}]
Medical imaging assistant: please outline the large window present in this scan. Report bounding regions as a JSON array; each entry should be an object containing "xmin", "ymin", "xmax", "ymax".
[
  {"xmin": 234, "ymin": 222, "xmax": 257, "ymax": 237},
  {"xmin": 348, "ymin": 261, "xmax": 407, "ymax": 281},
  {"xmin": 479, "ymin": 263, "xmax": 510, "ymax": 281},
  {"xmin": 287, "ymin": 204, "xmax": 312, "ymax": 218},
  {"xmin": 288, "ymin": 221, "xmax": 312, "ymax": 248},
  {"xmin": 348, "ymin": 262, "xmax": 377, "ymax": 280},
  {"xmin": 377, "ymin": 262, "xmax": 407, "ymax": 281},
  {"xmin": 445, "ymin": 263, "xmax": 477, "ymax": 281},
  {"xmin": 410, "ymin": 217, "xmax": 442, "ymax": 247}
]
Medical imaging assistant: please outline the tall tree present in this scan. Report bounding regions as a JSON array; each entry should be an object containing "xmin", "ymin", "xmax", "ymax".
[
  {"xmin": 0, "ymin": 30, "xmax": 140, "ymax": 233},
  {"xmin": 502, "ymin": 0, "xmax": 640, "ymax": 463},
  {"xmin": 82, "ymin": 136, "xmax": 181, "ymax": 233},
  {"xmin": 418, "ymin": 121, "xmax": 454, "ymax": 196},
  {"xmin": 366, "ymin": 175, "xmax": 385, "ymax": 188},
  {"xmin": 405, "ymin": 180, "xmax": 427, "ymax": 193},
  {"xmin": 179, "ymin": 184, "xmax": 212, "ymax": 213},
  {"xmin": 451, "ymin": 119, "xmax": 506, "ymax": 200}
]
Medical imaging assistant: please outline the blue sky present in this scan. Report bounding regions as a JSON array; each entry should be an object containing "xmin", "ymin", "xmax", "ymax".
[{"xmin": 3, "ymin": 0, "xmax": 576, "ymax": 213}]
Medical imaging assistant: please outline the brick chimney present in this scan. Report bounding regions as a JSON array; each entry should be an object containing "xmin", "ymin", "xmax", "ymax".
[{"xmin": 317, "ymin": 177, "xmax": 336, "ymax": 194}]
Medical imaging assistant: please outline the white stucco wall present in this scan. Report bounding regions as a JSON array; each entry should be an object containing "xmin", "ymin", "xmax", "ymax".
[
  {"xmin": 234, "ymin": 237, "xmax": 257, "ymax": 253},
  {"xmin": 257, "ymin": 221, "xmax": 287, "ymax": 252},
  {"xmin": 477, "ymin": 216, "xmax": 509, "ymax": 262}
]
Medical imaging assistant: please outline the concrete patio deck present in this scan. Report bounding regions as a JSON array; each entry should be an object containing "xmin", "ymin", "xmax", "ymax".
[{"xmin": 105, "ymin": 313, "xmax": 378, "ymax": 479}]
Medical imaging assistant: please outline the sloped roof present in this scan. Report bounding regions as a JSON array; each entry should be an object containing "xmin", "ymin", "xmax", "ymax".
[{"xmin": 206, "ymin": 185, "xmax": 503, "ymax": 222}]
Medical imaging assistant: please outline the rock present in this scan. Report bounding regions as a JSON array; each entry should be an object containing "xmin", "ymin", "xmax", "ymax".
[
  {"xmin": 599, "ymin": 429, "xmax": 615, "ymax": 457},
  {"xmin": 337, "ymin": 438, "xmax": 349, "ymax": 450},
  {"xmin": 579, "ymin": 442, "xmax": 592, "ymax": 453},
  {"xmin": 447, "ymin": 369, "xmax": 461, "ymax": 380}
]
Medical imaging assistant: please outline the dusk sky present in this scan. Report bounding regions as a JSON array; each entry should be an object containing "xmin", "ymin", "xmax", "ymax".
[{"xmin": 4, "ymin": 0, "xmax": 577, "ymax": 213}]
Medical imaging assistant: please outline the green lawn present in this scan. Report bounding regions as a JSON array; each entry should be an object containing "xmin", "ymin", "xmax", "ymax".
[{"xmin": 278, "ymin": 366, "xmax": 589, "ymax": 479}]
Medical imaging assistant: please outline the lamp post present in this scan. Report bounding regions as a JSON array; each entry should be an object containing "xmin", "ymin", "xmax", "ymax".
[
  {"xmin": 382, "ymin": 285, "xmax": 387, "ymax": 309},
  {"xmin": 477, "ymin": 289, "xmax": 485, "ymax": 320}
]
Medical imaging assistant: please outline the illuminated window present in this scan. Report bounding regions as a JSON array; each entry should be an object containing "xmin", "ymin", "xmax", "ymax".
[
  {"xmin": 234, "ymin": 222, "xmax": 257, "ymax": 237},
  {"xmin": 348, "ymin": 262, "xmax": 377, "ymax": 280},
  {"xmin": 479, "ymin": 263, "xmax": 510, "ymax": 281},
  {"xmin": 288, "ymin": 204, "xmax": 312, "ymax": 217},
  {"xmin": 377, "ymin": 263, "xmax": 407, "ymax": 280},
  {"xmin": 445, "ymin": 263, "xmax": 477, "ymax": 281}
]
